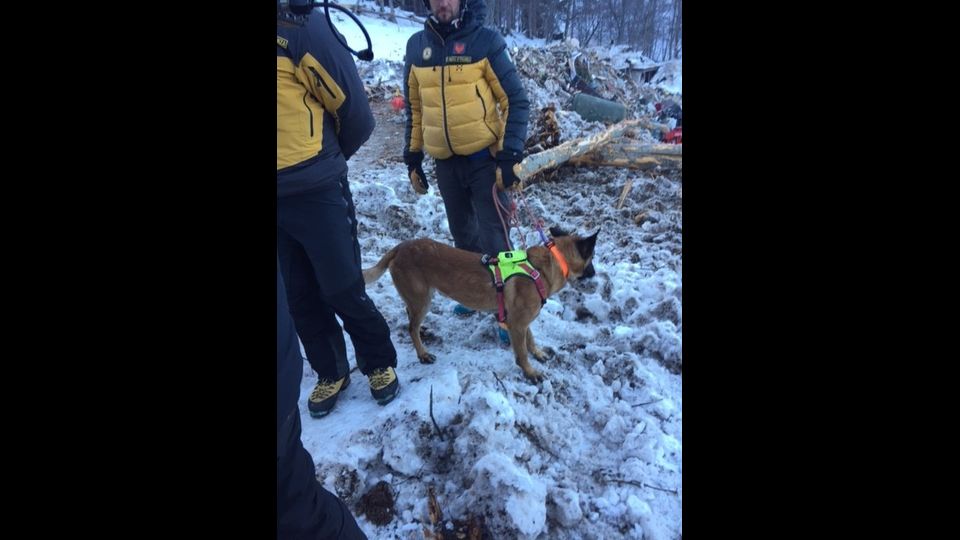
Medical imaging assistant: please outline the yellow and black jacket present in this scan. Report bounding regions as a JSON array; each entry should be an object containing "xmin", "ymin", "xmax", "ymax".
[
  {"xmin": 403, "ymin": 0, "xmax": 529, "ymax": 160},
  {"xmin": 278, "ymin": 11, "xmax": 374, "ymax": 196}
]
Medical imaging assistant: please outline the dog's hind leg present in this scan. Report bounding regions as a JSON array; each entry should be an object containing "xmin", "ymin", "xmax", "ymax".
[
  {"xmin": 391, "ymin": 270, "xmax": 437, "ymax": 364},
  {"xmin": 403, "ymin": 291, "xmax": 437, "ymax": 364}
]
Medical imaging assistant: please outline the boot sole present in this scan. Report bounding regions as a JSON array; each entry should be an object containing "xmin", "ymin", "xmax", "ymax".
[
  {"xmin": 309, "ymin": 408, "xmax": 334, "ymax": 418},
  {"xmin": 373, "ymin": 383, "xmax": 400, "ymax": 406},
  {"xmin": 307, "ymin": 376, "xmax": 350, "ymax": 418}
]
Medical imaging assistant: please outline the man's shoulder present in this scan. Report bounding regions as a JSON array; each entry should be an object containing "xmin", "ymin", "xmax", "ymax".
[
  {"xmin": 405, "ymin": 30, "xmax": 430, "ymax": 64},
  {"xmin": 405, "ymin": 29, "xmax": 426, "ymax": 46},
  {"xmin": 476, "ymin": 27, "xmax": 505, "ymax": 45}
]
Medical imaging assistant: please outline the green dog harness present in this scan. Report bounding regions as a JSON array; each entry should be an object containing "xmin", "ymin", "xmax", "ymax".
[{"xmin": 479, "ymin": 250, "xmax": 548, "ymax": 325}]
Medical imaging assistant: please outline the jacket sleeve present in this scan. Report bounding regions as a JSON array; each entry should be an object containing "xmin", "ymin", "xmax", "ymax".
[
  {"xmin": 296, "ymin": 13, "xmax": 375, "ymax": 160},
  {"xmin": 482, "ymin": 31, "xmax": 529, "ymax": 156},
  {"xmin": 403, "ymin": 35, "xmax": 424, "ymax": 154}
]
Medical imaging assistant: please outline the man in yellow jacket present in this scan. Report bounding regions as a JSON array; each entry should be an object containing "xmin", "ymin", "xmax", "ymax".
[
  {"xmin": 402, "ymin": 0, "xmax": 530, "ymax": 334},
  {"xmin": 278, "ymin": 0, "xmax": 400, "ymax": 420}
]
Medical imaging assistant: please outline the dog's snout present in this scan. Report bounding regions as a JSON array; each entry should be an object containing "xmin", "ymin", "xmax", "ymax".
[{"xmin": 580, "ymin": 262, "xmax": 596, "ymax": 280}]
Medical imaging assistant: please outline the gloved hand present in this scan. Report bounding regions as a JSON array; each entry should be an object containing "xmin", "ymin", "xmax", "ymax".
[
  {"xmin": 404, "ymin": 150, "xmax": 428, "ymax": 194},
  {"xmin": 495, "ymin": 150, "xmax": 523, "ymax": 191}
]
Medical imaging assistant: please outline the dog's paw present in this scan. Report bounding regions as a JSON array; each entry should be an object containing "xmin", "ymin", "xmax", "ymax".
[
  {"xmin": 419, "ymin": 326, "xmax": 442, "ymax": 345},
  {"xmin": 524, "ymin": 369, "xmax": 546, "ymax": 383},
  {"xmin": 532, "ymin": 347, "xmax": 555, "ymax": 362},
  {"xmin": 419, "ymin": 353, "xmax": 437, "ymax": 364}
]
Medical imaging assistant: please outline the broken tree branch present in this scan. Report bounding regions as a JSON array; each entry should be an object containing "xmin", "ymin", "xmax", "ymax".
[
  {"xmin": 616, "ymin": 178, "xmax": 634, "ymax": 209},
  {"xmin": 391, "ymin": 467, "xmax": 424, "ymax": 485},
  {"xmin": 516, "ymin": 120, "xmax": 638, "ymax": 181},
  {"xmin": 429, "ymin": 385, "xmax": 445, "ymax": 441},
  {"xmin": 516, "ymin": 120, "xmax": 682, "ymax": 182},
  {"xmin": 423, "ymin": 486, "xmax": 444, "ymax": 539},
  {"xmin": 608, "ymin": 477, "xmax": 679, "ymax": 495},
  {"xmin": 517, "ymin": 423, "xmax": 561, "ymax": 460},
  {"xmin": 579, "ymin": 141, "xmax": 682, "ymax": 158},
  {"xmin": 631, "ymin": 398, "xmax": 664, "ymax": 407},
  {"xmin": 634, "ymin": 118, "xmax": 673, "ymax": 136},
  {"xmin": 569, "ymin": 142, "xmax": 682, "ymax": 171},
  {"xmin": 492, "ymin": 371, "xmax": 508, "ymax": 395}
]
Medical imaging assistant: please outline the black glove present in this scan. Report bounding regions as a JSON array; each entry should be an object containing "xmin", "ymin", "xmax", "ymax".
[
  {"xmin": 495, "ymin": 150, "xmax": 523, "ymax": 191},
  {"xmin": 404, "ymin": 150, "xmax": 428, "ymax": 194}
]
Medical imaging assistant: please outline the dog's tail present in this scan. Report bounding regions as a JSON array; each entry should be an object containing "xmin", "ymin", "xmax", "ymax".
[{"xmin": 362, "ymin": 246, "xmax": 399, "ymax": 285}]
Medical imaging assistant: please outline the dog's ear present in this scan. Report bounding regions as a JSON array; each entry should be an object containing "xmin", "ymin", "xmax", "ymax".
[
  {"xmin": 549, "ymin": 226, "xmax": 570, "ymax": 238},
  {"xmin": 575, "ymin": 229, "xmax": 599, "ymax": 261}
]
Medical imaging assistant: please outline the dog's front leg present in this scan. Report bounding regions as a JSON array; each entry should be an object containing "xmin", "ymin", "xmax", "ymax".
[
  {"xmin": 525, "ymin": 328, "xmax": 552, "ymax": 362},
  {"xmin": 509, "ymin": 324, "xmax": 544, "ymax": 382}
]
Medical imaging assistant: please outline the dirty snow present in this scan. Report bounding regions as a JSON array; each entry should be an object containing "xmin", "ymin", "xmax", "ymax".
[{"xmin": 294, "ymin": 3, "xmax": 681, "ymax": 539}]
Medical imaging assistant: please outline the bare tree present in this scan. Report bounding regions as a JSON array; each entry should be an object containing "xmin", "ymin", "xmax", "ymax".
[
  {"xmin": 670, "ymin": 0, "xmax": 682, "ymax": 59},
  {"xmin": 432, "ymin": 0, "xmax": 681, "ymax": 59}
]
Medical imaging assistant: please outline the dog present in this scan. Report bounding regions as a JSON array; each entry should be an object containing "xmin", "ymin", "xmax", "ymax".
[{"xmin": 363, "ymin": 227, "xmax": 599, "ymax": 382}]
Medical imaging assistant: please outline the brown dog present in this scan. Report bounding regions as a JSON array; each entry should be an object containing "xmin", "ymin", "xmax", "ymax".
[{"xmin": 363, "ymin": 228, "xmax": 599, "ymax": 381}]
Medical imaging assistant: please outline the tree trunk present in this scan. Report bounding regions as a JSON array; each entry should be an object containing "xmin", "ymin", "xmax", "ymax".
[
  {"xmin": 516, "ymin": 120, "xmax": 682, "ymax": 181},
  {"xmin": 564, "ymin": 0, "xmax": 576, "ymax": 38},
  {"xmin": 568, "ymin": 142, "xmax": 682, "ymax": 170}
]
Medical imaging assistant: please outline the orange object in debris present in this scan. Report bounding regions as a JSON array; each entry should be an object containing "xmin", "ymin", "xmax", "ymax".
[
  {"xmin": 664, "ymin": 126, "xmax": 682, "ymax": 144},
  {"xmin": 391, "ymin": 93, "xmax": 405, "ymax": 112}
]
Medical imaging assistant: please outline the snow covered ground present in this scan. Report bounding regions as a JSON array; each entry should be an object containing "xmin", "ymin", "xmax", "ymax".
[{"xmin": 294, "ymin": 3, "xmax": 681, "ymax": 538}]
